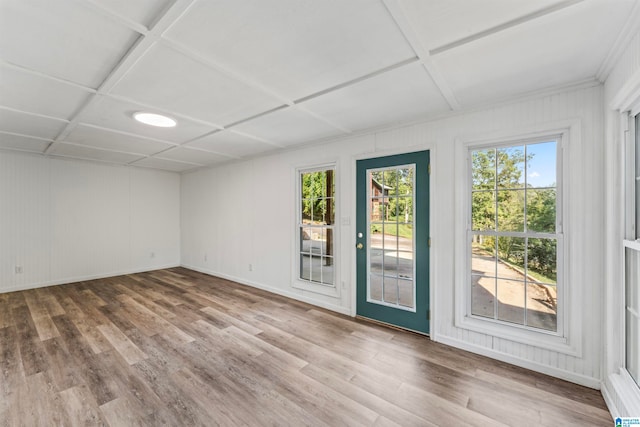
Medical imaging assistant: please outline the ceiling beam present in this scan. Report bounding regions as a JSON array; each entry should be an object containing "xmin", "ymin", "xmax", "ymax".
[
  {"xmin": 45, "ymin": 0, "xmax": 198, "ymax": 155},
  {"xmin": 382, "ymin": 0, "xmax": 460, "ymax": 111},
  {"xmin": 429, "ymin": 0, "xmax": 584, "ymax": 56}
]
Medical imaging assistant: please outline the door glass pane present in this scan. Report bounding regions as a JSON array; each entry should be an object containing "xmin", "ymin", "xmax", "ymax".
[
  {"xmin": 398, "ymin": 279, "xmax": 414, "ymax": 308},
  {"xmin": 370, "ymin": 274, "xmax": 383, "ymax": 302},
  {"xmin": 383, "ymin": 276, "xmax": 398, "ymax": 304},
  {"xmin": 370, "ymin": 249, "xmax": 383, "ymax": 275},
  {"xmin": 367, "ymin": 164, "xmax": 416, "ymax": 311},
  {"xmin": 397, "ymin": 251, "xmax": 413, "ymax": 281}
]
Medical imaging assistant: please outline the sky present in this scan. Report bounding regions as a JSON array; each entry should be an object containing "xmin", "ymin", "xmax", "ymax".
[{"xmin": 526, "ymin": 141, "xmax": 557, "ymax": 188}]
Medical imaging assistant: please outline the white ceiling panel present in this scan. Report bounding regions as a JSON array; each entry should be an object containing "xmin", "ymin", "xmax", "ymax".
[
  {"xmin": 0, "ymin": 109, "xmax": 67, "ymax": 140},
  {"xmin": 432, "ymin": 1, "xmax": 636, "ymax": 106},
  {"xmin": 399, "ymin": 0, "xmax": 565, "ymax": 51},
  {"xmin": 302, "ymin": 62, "xmax": 450, "ymax": 131},
  {"xmin": 233, "ymin": 107, "xmax": 346, "ymax": 147},
  {"xmin": 186, "ymin": 130, "xmax": 278, "ymax": 158},
  {"xmin": 49, "ymin": 142, "xmax": 145, "ymax": 164},
  {"xmin": 0, "ymin": 133, "xmax": 50, "ymax": 153},
  {"xmin": 110, "ymin": 43, "xmax": 283, "ymax": 126},
  {"xmin": 0, "ymin": 0, "xmax": 635, "ymax": 172},
  {"xmin": 89, "ymin": 0, "xmax": 172, "ymax": 28},
  {"xmin": 64, "ymin": 125, "xmax": 174, "ymax": 155},
  {"xmin": 156, "ymin": 147, "xmax": 229, "ymax": 165},
  {"xmin": 131, "ymin": 156, "xmax": 201, "ymax": 172},
  {"xmin": 79, "ymin": 96, "xmax": 216, "ymax": 143},
  {"xmin": 0, "ymin": 65, "xmax": 92, "ymax": 120},
  {"xmin": 164, "ymin": 0, "xmax": 416, "ymax": 100},
  {"xmin": 0, "ymin": 0, "xmax": 140, "ymax": 88}
]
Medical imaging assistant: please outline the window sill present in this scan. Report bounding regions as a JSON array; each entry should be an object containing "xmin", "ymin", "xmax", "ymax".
[
  {"xmin": 456, "ymin": 314, "xmax": 579, "ymax": 357},
  {"xmin": 292, "ymin": 279, "xmax": 340, "ymax": 298}
]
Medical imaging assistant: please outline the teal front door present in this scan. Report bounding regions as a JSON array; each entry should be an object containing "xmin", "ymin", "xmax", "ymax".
[{"xmin": 356, "ymin": 151, "xmax": 430, "ymax": 334}]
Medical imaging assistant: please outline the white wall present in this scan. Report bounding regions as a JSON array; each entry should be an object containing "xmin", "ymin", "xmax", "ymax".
[
  {"xmin": 602, "ymin": 21, "xmax": 640, "ymax": 417},
  {"xmin": 0, "ymin": 151, "xmax": 180, "ymax": 292},
  {"xmin": 182, "ymin": 82, "xmax": 605, "ymax": 387}
]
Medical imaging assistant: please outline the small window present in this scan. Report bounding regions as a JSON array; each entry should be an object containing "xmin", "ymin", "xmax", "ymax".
[
  {"xmin": 469, "ymin": 139, "xmax": 561, "ymax": 333},
  {"xmin": 298, "ymin": 167, "xmax": 335, "ymax": 286}
]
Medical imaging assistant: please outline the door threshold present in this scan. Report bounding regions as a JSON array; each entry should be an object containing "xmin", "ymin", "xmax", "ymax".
[{"xmin": 355, "ymin": 315, "xmax": 430, "ymax": 337}]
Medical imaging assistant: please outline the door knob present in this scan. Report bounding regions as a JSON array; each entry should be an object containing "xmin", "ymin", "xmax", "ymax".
[{"xmin": 356, "ymin": 243, "xmax": 364, "ymax": 249}]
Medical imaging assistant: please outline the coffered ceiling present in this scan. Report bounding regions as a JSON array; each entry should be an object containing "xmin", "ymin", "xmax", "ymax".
[{"xmin": 0, "ymin": 0, "xmax": 638, "ymax": 172}]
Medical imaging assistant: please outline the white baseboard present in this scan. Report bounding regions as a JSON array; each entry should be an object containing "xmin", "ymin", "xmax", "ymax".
[
  {"xmin": 0, "ymin": 263, "xmax": 181, "ymax": 293},
  {"xmin": 432, "ymin": 333, "xmax": 601, "ymax": 389},
  {"xmin": 602, "ymin": 370, "xmax": 640, "ymax": 417},
  {"xmin": 181, "ymin": 264, "xmax": 352, "ymax": 316}
]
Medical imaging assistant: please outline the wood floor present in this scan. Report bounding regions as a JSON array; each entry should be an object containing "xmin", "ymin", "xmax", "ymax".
[{"xmin": 0, "ymin": 268, "xmax": 611, "ymax": 426}]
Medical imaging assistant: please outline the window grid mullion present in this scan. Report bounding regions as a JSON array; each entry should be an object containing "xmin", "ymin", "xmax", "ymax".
[{"xmin": 470, "ymin": 140, "xmax": 559, "ymax": 333}]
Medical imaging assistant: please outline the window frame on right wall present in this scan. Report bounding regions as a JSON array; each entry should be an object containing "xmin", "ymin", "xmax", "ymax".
[
  {"xmin": 624, "ymin": 110, "xmax": 640, "ymax": 388},
  {"xmin": 455, "ymin": 124, "xmax": 577, "ymax": 355}
]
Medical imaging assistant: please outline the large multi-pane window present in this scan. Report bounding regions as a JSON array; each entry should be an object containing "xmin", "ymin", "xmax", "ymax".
[
  {"xmin": 469, "ymin": 139, "xmax": 561, "ymax": 332},
  {"xmin": 625, "ymin": 112, "xmax": 640, "ymax": 386},
  {"xmin": 298, "ymin": 167, "xmax": 335, "ymax": 286}
]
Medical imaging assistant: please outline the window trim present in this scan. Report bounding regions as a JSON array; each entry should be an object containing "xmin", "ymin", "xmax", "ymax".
[
  {"xmin": 454, "ymin": 122, "xmax": 580, "ymax": 356},
  {"xmin": 292, "ymin": 163, "xmax": 340, "ymax": 297},
  {"xmin": 624, "ymin": 110, "xmax": 640, "ymax": 387}
]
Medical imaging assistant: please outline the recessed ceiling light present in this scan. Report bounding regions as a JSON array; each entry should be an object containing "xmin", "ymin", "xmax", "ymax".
[{"xmin": 133, "ymin": 112, "xmax": 177, "ymax": 128}]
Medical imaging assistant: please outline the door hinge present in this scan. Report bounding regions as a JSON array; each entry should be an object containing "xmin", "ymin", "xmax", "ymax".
[
  {"xmin": 427, "ymin": 309, "xmax": 430, "ymax": 320},
  {"xmin": 428, "ymin": 237, "xmax": 431, "ymax": 247},
  {"xmin": 428, "ymin": 163, "xmax": 431, "ymax": 175}
]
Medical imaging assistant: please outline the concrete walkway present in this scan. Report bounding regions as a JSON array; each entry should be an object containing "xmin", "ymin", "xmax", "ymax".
[{"xmin": 472, "ymin": 246, "xmax": 557, "ymax": 331}]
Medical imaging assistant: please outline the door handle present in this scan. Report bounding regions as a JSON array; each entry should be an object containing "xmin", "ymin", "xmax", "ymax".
[{"xmin": 356, "ymin": 243, "xmax": 364, "ymax": 249}]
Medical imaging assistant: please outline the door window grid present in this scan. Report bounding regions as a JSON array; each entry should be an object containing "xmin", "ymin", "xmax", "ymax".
[
  {"xmin": 469, "ymin": 140, "xmax": 561, "ymax": 333},
  {"xmin": 367, "ymin": 164, "xmax": 417, "ymax": 312},
  {"xmin": 298, "ymin": 167, "xmax": 335, "ymax": 286}
]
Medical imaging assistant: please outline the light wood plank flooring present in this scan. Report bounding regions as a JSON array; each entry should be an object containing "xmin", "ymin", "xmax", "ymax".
[{"xmin": 0, "ymin": 268, "xmax": 611, "ymax": 426}]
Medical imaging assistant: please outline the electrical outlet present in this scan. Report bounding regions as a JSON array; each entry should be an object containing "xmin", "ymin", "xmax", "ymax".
[
  {"xmin": 15, "ymin": 266, "xmax": 23, "ymax": 274},
  {"xmin": 204, "ymin": 254, "xmax": 208, "ymax": 262},
  {"xmin": 150, "ymin": 252, "xmax": 155, "ymax": 259},
  {"xmin": 248, "ymin": 264, "xmax": 253, "ymax": 271}
]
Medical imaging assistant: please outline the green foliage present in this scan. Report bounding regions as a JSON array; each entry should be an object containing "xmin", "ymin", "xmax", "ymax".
[
  {"xmin": 371, "ymin": 167, "xmax": 414, "ymax": 223},
  {"xmin": 301, "ymin": 170, "xmax": 334, "ymax": 224},
  {"xmin": 472, "ymin": 145, "xmax": 557, "ymax": 283}
]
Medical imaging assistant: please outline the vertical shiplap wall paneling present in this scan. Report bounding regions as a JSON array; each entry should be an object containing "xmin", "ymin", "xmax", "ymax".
[
  {"xmin": 602, "ymin": 24, "xmax": 640, "ymax": 416},
  {"xmin": 0, "ymin": 153, "xmax": 52, "ymax": 290},
  {"xmin": 0, "ymin": 151, "xmax": 181, "ymax": 293},
  {"xmin": 130, "ymin": 167, "xmax": 181, "ymax": 270},
  {"xmin": 181, "ymin": 83, "xmax": 604, "ymax": 386},
  {"xmin": 50, "ymin": 160, "xmax": 130, "ymax": 282}
]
